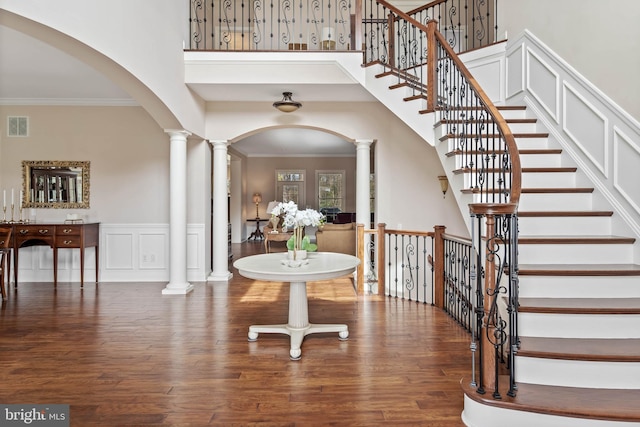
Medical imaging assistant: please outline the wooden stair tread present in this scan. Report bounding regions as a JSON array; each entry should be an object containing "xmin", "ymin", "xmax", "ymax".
[
  {"xmin": 445, "ymin": 148, "xmax": 561, "ymax": 156},
  {"xmin": 518, "ymin": 337, "xmax": 640, "ymax": 362},
  {"xmin": 521, "ymin": 187, "xmax": 594, "ymax": 193},
  {"xmin": 521, "ymin": 167, "xmax": 577, "ymax": 173},
  {"xmin": 439, "ymin": 118, "xmax": 537, "ymax": 124},
  {"xmin": 462, "ymin": 376, "xmax": 640, "ymax": 422},
  {"xmin": 518, "ymin": 235, "xmax": 635, "ymax": 244},
  {"xmin": 519, "ymin": 263, "xmax": 640, "ymax": 276},
  {"xmin": 441, "ymin": 132, "xmax": 549, "ymax": 139},
  {"xmin": 519, "ymin": 297, "xmax": 640, "ymax": 314},
  {"xmin": 518, "ymin": 211, "xmax": 613, "ymax": 217},
  {"xmin": 453, "ymin": 167, "xmax": 577, "ymax": 174}
]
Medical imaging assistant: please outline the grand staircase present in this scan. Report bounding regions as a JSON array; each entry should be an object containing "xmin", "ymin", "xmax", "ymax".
[{"xmin": 364, "ymin": 48, "xmax": 640, "ymax": 426}]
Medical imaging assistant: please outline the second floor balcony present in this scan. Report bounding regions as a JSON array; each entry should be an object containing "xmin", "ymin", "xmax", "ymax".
[{"xmin": 188, "ymin": 0, "xmax": 501, "ymax": 58}]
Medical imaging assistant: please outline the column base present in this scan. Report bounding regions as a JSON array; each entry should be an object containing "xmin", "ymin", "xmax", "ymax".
[
  {"xmin": 162, "ymin": 282, "xmax": 195, "ymax": 295},
  {"xmin": 207, "ymin": 271, "xmax": 233, "ymax": 282}
]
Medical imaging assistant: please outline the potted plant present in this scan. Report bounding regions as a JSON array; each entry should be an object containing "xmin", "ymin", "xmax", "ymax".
[{"xmin": 271, "ymin": 201, "xmax": 323, "ymax": 261}]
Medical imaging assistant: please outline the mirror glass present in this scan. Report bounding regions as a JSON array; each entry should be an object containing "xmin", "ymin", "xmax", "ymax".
[{"xmin": 22, "ymin": 160, "xmax": 90, "ymax": 209}]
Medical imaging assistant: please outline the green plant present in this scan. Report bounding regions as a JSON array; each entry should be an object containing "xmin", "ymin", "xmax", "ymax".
[{"xmin": 286, "ymin": 234, "xmax": 317, "ymax": 252}]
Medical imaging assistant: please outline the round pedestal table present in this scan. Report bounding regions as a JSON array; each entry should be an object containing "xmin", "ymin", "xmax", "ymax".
[{"xmin": 233, "ymin": 252, "xmax": 360, "ymax": 360}]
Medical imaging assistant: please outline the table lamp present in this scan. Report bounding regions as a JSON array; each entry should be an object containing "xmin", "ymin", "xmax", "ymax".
[{"xmin": 252, "ymin": 193, "xmax": 262, "ymax": 218}]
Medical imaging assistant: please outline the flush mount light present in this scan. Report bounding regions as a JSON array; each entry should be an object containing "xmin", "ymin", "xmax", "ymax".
[{"xmin": 273, "ymin": 92, "xmax": 302, "ymax": 113}]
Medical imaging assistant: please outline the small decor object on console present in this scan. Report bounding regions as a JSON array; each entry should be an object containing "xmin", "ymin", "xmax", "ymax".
[{"xmin": 270, "ymin": 201, "xmax": 323, "ymax": 261}]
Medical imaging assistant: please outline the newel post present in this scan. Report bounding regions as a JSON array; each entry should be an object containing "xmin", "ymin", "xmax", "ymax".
[
  {"xmin": 433, "ymin": 225, "xmax": 446, "ymax": 309},
  {"xmin": 481, "ymin": 213, "xmax": 498, "ymax": 392},
  {"xmin": 356, "ymin": 223, "xmax": 365, "ymax": 295},
  {"xmin": 377, "ymin": 223, "xmax": 386, "ymax": 295},
  {"xmin": 387, "ymin": 13, "xmax": 395, "ymax": 68},
  {"xmin": 426, "ymin": 19, "xmax": 438, "ymax": 112}
]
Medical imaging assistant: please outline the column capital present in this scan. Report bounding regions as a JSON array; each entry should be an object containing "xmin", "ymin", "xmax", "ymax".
[
  {"xmin": 355, "ymin": 139, "xmax": 374, "ymax": 148},
  {"xmin": 208, "ymin": 139, "xmax": 230, "ymax": 148},
  {"xmin": 164, "ymin": 129, "xmax": 192, "ymax": 139}
]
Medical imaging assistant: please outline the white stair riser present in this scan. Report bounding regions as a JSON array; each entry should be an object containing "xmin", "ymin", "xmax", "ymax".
[
  {"xmin": 519, "ymin": 243, "xmax": 633, "ymax": 264},
  {"xmin": 519, "ymin": 153, "xmax": 562, "ymax": 168},
  {"xmin": 518, "ymin": 313, "xmax": 640, "ymax": 338},
  {"xmin": 441, "ymin": 135, "xmax": 547, "ymax": 152},
  {"xmin": 462, "ymin": 395, "xmax": 640, "ymax": 427},
  {"xmin": 515, "ymin": 357, "xmax": 640, "ymax": 389},
  {"xmin": 498, "ymin": 110, "xmax": 529, "ymax": 120},
  {"xmin": 457, "ymin": 171, "xmax": 577, "ymax": 189},
  {"xmin": 521, "ymin": 172, "xmax": 576, "ymax": 188},
  {"xmin": 518, "ymin": 275, "xmax": 640, "ymax": 298},
  {"xmin": 518, "ymin": 193, "xmax": 593, "ymax": 211},
  {"xmin": 447, "ymin": 153, "xmax": 563, "ymax": 170},
  {"xmin": 518, "ymin": 216, "xmax": 611, "ymax": 236},
  {"xmin": 507, "ymin": 123, "xmax": 539, "ymax": 133},
  {"xmin": 514, "ymin": 137, "xmax": 549, "ymax": 149}
]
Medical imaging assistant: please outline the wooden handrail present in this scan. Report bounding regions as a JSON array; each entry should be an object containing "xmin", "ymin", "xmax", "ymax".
[
  {"xmin": 368, "ymin": 1, "xmax": 521, "ymax": 207},
  {"xmin": 405, "ymin": 0, "xmax": 449, "ymax": 16}
]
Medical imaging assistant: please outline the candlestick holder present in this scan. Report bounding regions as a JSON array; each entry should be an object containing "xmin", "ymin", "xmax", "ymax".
[
  {"xmin": 2, "ymin": 205, "xmax": 6, "ymax": 223},
  {"xmin": 19, "ymin": 204, "xmax": 24, "ymax": 223},
  {"xmin": 10, "ymin": 203, "xmax": 15, "ymax": 223}
]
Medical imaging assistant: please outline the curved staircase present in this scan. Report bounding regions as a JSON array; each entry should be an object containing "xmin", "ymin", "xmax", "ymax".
[{"xmin": 443, "ymin": 106, "xmax": 640, "ymax": 426}]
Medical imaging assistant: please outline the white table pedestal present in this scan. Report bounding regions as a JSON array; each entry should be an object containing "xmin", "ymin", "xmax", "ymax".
[
  {"xmin": 248, "ymin": 280, "xmax": 349, "ymax": 360},
  {"xmin": 234, "ymin": 252, "xmax": 360, "ymax": 360}
]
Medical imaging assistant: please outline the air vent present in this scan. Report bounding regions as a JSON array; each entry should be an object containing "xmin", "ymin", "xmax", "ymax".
[{"xmin": 7, "ymin": 116, "xmax": 29, "ymax": 137}]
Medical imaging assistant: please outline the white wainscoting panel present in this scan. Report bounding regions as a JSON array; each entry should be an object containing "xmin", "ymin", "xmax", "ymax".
[
  {"xmin": 460, "ymin": 42, "xmax": 506, "ymax": 104},
  {"xmin": 13, "ymin": 223, "xmax": 208, "ymax": 284},
  {"xmin": 506, "ymin": 30, "xmax": 640, "ymax": 261},
  {"xmin": 563, "ymin": 82, "xmax": 608, "ymax": 177},
  {"xmin": 614, "ymin": 126, "xmax": 640, "ymax": 214},
  {"xmin": 506, "ymin": 43, "xmax": 524, "ymax": 99},
  {"xmin": 526, "ymin": 47, "xmax": 560, "ymax": 123}
]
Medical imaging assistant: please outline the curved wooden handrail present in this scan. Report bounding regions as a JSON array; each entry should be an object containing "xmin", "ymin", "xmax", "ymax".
[
  {"xmin": 432, "ymin": 26, "xmax": 521, "ymax": 207},
  {"xmin": 370, "ymin": 1, "xmax": 522, "ymax": 208}
]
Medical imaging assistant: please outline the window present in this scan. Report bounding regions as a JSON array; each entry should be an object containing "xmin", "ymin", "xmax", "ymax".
[
  {"xmin": 276, "ymin": 169, "xmax": 305, "ymax": 206},
  {"xmin": 316, "ymin": 170, "xmax": 345, "ymax": 211}
]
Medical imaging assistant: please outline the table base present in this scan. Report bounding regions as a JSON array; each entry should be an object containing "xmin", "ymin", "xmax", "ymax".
[
  {"xmin": 248, "ymin": 323, "xmax": 349, "ymax": 360},
  {"xmin": 247, "ymin": 280, "xmax": 349, "ymax": 360}
]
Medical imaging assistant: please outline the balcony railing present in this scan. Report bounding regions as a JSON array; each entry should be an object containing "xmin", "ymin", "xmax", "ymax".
[
  {"xmin": 188, "ymin": 0, "xmax": 499, "ymax": 53},
  {"xmin": 357, "ymin": 217, "xmax": 519, "ymax": 399}
]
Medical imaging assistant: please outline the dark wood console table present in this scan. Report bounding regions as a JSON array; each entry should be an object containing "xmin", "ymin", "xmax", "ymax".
[{"xmin": 10, "ymin": 222, "xmax": 99, "ymax": 287}]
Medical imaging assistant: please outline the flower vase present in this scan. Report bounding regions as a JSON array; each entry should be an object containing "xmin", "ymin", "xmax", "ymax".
[{"xmin": 287, "ymin": 249, "xmax": 307, "ymax": 261}]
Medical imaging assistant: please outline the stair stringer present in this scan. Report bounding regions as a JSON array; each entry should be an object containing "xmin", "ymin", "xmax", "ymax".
[{"xmin": 363, "ymin": 63, "xmax": 437, "ymax": 145}]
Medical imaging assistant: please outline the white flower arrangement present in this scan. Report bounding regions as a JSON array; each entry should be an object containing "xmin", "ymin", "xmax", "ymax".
[{"xmin": 269, "ymin": 201, "xmax": 324, "ymax": 254}]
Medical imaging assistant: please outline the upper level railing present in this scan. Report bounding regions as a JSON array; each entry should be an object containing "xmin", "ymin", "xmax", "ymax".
[{"xmin": 188, "ymin": 0, "xmax": 499, "ymax": 53}]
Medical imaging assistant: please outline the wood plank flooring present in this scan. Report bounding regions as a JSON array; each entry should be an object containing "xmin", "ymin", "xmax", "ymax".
[{"xmin": 0, "ymin": 242, "xmax": 470, "ymax": 426}]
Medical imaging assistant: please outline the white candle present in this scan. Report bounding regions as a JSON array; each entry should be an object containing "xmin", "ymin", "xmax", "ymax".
[
  {"xmin": 3, "ymin": 190, "xmax": 5, "ymax": 208},
  {"xmin": 20, "ymin": 190, "xmax": 23, "ymax": 206},
  {"xmin": 11, "ymin": 189, "xmax": 14, "ymax": 206}
]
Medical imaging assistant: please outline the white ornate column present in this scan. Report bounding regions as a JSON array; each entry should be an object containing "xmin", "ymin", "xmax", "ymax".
[
  {"xmin": 208, "ymin": 140, "xmax": 233, "ymax": 282},
  {"xmin": 163, "ymin": 130, "xmax": 194, "ymax": 295},
  {"xmin": 356, "ymin": 139, "xmax": 373, "ymax": 227},
  {"xmin": 356, "ymin": 139, "xmax": 373, "ymax": 292}
]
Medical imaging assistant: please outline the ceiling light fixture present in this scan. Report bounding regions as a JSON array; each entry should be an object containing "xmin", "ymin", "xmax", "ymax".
[{"xmin": 273, "ymin": 92, "xmax": 302, "ymax": 113}]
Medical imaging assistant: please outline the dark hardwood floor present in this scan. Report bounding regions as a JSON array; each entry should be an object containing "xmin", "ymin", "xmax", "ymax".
[{"xmin": 0, "ymin": 242, "xmax": 470, "ymax": 426}]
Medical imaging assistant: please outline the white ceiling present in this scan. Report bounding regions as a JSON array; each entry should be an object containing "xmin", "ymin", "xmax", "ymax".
[{"xmin": 0, "ymin": 24, "xmax": 372, "ymax": 156}]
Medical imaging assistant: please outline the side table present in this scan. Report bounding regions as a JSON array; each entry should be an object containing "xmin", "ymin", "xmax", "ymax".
[{"xmin": 247, "ymin": 218, "xmax": 267, "ymax": 241}]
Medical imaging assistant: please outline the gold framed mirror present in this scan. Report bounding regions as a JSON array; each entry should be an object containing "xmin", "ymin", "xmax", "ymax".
[{"xmin": 22, "ymin": 160, "xmax": 90, "ymax": 209}]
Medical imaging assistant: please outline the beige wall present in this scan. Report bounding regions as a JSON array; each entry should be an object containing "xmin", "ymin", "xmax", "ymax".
[
  {"xmin": 245, "ymin": 156, "xmax": 357, "ymax": 218},
  {"xmin": 502, "ymin": 0, "xmax": 640, "ymax": 122},
  {"xmin": 0, "ymin": 105, "xmax": 171, "ymax": 223}
]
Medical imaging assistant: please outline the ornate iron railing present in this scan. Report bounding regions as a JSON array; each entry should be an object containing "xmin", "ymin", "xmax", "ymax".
[
  {"xmin": 189, "ymin": 0, "xmax": 358, "ymax": 51},
  {"xmin": 469, "ymin": 205, "xmax": 519, "ymax": 398},
  {"xmin": 356, "ymin": 216, "xmax": 519, "ymax": 398},
  {"xmin": 443, "ymin": 233, "xmax": 475, "ymax": 331},
  {"xmin": 188, "ymin": 0, "xmax": 500, "ymax": 53},
  {"xmin": 405, "ymin": 0, "xmax": 498, "ymax": 53}
]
